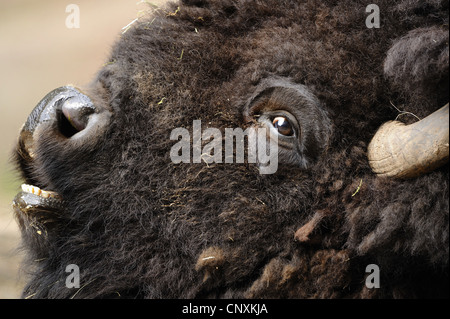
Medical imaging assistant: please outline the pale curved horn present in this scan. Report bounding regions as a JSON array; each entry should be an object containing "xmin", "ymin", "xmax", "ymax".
[{"xmin": 368, "ymin": 104, "xmax": 449, "ymax": 179}]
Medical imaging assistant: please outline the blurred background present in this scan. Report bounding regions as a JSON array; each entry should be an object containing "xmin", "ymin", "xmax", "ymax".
[{"xmin": 0, "ymin": 0, "xmax": 167, "ymax": 298}]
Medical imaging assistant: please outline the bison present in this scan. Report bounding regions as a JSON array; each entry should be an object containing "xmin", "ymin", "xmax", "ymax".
[{"xmin": 13, "ymin": 0, "xmax": 448, "ymax": 299}]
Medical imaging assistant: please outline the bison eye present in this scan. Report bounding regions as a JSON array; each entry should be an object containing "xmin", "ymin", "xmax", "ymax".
[{"xmin": 272, "ymin": 116, "xmax": 294, "ymax": 136}]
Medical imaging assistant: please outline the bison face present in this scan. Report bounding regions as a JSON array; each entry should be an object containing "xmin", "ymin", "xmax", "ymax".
[{"xmin": 13, "ymin": 0, "xmax": 448, "ymax": 299}]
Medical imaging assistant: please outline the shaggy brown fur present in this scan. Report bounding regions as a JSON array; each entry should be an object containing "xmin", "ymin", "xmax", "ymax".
[{"xmin": 14, "ymin": 0, "xmax": 448, "ymax": 298}]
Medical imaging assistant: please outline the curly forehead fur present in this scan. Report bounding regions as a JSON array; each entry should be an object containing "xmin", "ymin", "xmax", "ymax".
[{"xmin": 16, "ymin": 0, "xmax": 448, "ymax": 298}]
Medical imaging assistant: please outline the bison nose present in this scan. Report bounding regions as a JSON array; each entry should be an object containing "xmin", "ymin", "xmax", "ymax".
[
  {"xmin": 23, "ymin": 86, "xmax": 112, "ymax": 141},
  {"xmin": 23, "ymin": 86, "xmax": 97, "ymax": 139},
  {"xmin": 19, "ymin": 86, "xmax": 111, "ymax": 161}
]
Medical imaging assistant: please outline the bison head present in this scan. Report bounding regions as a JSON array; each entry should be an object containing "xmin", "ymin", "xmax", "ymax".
[{"xmin": 13, "ymin": 0, "xmax": 449, "ymax": 298}]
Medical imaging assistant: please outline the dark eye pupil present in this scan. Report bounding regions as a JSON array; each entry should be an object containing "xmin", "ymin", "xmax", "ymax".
[{"xmin": 273, "ymin": 117, "xmax": 294, "ymax": 136}]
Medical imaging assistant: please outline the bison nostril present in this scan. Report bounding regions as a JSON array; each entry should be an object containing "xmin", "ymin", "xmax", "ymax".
[
  {"xmin": 57, "ymin": 108, "xmax": 81, "ymax": 138},
  {"xmin": 59, "ymin": 95, "xmax": 95, "ymax": 137}
]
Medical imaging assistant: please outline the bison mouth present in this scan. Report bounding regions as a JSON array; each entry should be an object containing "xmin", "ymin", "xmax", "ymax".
[
  {"xmin": 13, "ymin": 184, "xmax": 63, "ymax": 215},
  {"xmin": 20, "ymin": 184, "xmax": 61, "ymax": 200},
  {"xmin": 13, "ymin": 185, "xmax": 64, "ymax": 230}
]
